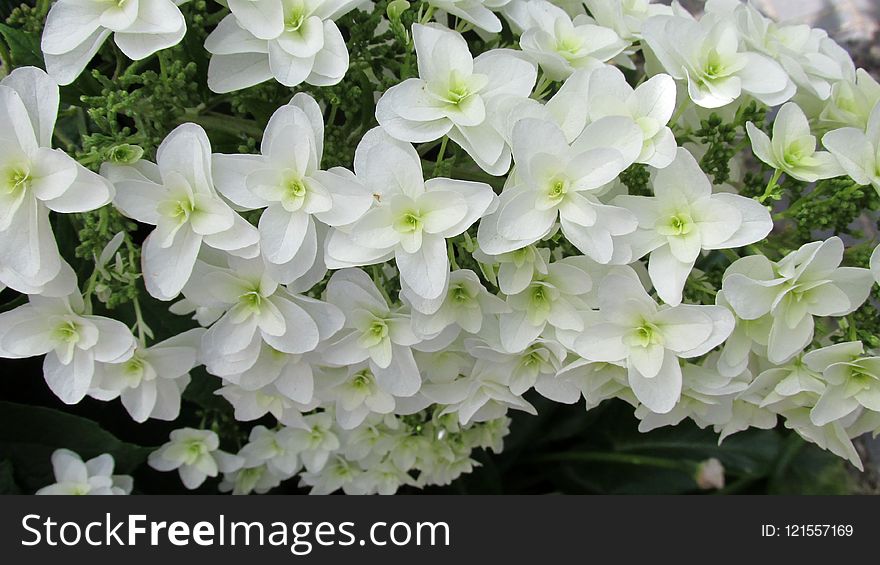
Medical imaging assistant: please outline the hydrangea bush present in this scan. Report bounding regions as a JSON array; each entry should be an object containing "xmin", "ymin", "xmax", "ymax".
[{"xmin": 1, "ymin": 0, "xmax": 879, "ymax": 495}]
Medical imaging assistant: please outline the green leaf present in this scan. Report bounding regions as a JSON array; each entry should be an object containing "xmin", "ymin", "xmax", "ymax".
[
  {"xmin": 0, "ymin": 458, "xmax": 20, "ymax": 494},
  {"xmin": 0, "ymin": 401, "xmax": 151, "ymax": 493},
  {"xmin": 0, "ymin": 22, "xmax": 44, "ymax": 68}
]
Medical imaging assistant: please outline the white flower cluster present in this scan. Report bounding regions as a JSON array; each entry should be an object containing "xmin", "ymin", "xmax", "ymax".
[{"xmin": 11, "ymin": 0, "xmax": 880, "ymax": 494}]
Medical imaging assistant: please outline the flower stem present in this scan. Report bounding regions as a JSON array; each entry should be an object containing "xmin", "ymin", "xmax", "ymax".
[{"xmin": 758, "ymin": 169, "xmax": 783, "ymax": 203}]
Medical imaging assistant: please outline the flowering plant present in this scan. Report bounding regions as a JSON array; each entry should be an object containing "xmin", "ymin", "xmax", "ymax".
[{"xmin": 0, "ymin": 0, "xmax": 879, "ymax": 495}]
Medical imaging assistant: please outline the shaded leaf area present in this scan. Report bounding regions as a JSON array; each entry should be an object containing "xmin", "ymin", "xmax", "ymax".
[
  {"xmin": 0, "ymin": 401, "xmax": 151, "ymax": 493},
  {"xmin": 422, "ymin": 398, "xmax": 855, "ymax": 495}
]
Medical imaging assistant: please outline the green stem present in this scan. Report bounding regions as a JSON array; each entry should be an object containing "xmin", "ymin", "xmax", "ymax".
[
  {"xmin": 758, "ymin": 168, "xmax": 783, "ymax": 203},
  {"xmin": 132, "ymin": 295, "xmax": 148, "ymax": 347}
]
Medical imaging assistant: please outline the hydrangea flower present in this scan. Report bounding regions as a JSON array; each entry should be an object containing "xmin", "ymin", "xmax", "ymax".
[
  {"xmin": 425, "ymin": 0, "xmax": 506, "ymax": 33},
  {"xmin": 204, "ymin": 0, "xmax": 364, "ymax": 93},
  {"xmin": 375, "ymin": 23, "xmax": 537, "ymax": 175},
  {"xmin": 642, "ymin": 13, "xmax": 793, "ymax": 108},
  {"xmin": 519, "ymin": 0, "xmax": 628, "ymax": 80},
  {"xmin": 498, "ymin": 256, "xmax": 594, "ymax": 353},
  {"xmin": 41, "ymin": 0, "xmax": 186, "ymax": 85},
  {"xmin": 822, "ymin": 102, "xmax": 880, "ymax": 196},
  {"xmin": 104, "ymin": 123, "xmax": 260, "ymax": 300},
  {"xmin": 36, "ymin": 449, "xmax": 132, "ymax": 495},
  {"xmin": 477, "ymin": 114, "xmax": 642, "ymax": 261},
  {"xmin": 746, "ymin": 102, "xmax": 842, "ymax": 182},
  {"xmin": 149, "ymin": 428, "xmax": 244, "ymax": 489},
  {"xmin": 0, "ymin": 293, "xmax": 136, "ymax": 404},
  {"xmin": 587, "ymin": 65, "xmax": 678, "ymax": 168},
  {"xmin": 321, "ymin": 268, "xmax": 422, "ymax": 396},
  {"xmin": 326, "ymin": 128, "xmax": 496, "ymax": 300},
  {"xmin": 186, "ymin": 256, "xmax": 343, "ymax": 377},
  {"xmin": 574, "ymin": 270, "xmax": 734, "ymax": 413},
  {"xmin": 803, "ymin": 341, "xmax": 880, "ymax": 427},
  {"xmin": 721, "ymin": 237, "xmax": 874, "ymax": 364},
  {"xmin": 213, "ymin": 93, "xmax": 371, "ymax": 283},
  {"xmin": 91, "ymin": 329, "xmax": 204, "ymax": 423},
  {"xmin": 0, "ymin": 67, "xmax": 114, "ymax": 295},
  {"xmin": 614, "ymin": 148, "xmax": 772, "ymax": 305}
]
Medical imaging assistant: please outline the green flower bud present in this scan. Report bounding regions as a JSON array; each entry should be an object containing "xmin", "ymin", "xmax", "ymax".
[{"xmin": 107, "ymin": 144, "xmax": 144, "ymax": 164}]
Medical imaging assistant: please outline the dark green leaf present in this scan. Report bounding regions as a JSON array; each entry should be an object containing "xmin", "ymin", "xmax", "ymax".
[
  {"xmin": 0, "ymin": 401, "xmax": 151, "ymax": 492},
  {"xmin": 0, "ymin": 22, "xmax": 44, "ymax": 68}
]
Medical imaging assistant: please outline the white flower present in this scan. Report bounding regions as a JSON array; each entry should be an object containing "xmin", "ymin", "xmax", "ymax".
[
  {"xmin": 584, "ymin": 0, "xmax": 670, "ymax": 43},
  {"xmin": 467, "ymin": 336, "xmax": 567, "ymax": 396},
  {"xmin": 499, "ymin": 256, "xmax": 593, "ymax": 353},
  {"xmin": 217, "ymin": 382, "xmax": 317, "ymax": 427},
  {"xmin": 189, "ymin": 255, "xmax": 343, "ymax": 379},
  {"xmin": 803, "ymin": 341, "xmax": 880, "ymax": 427},
  {"xmin": 220, "ymin": 463, "xmax": 284, "ymax": 495},
  {"xmin": 41, "ymin": 0, "xmax": 186, "ymax": 86},
  {"xmin": 425, "ymin": 0, "xmax": 504, "ymax": 33},
  {"xmin": 0, "ymin": 293, "xmax": 136, "ymax": 404},
  {"xmin": 614, "ymin": 148, "xmax": 772, "ymax": 305},
  {"xmin": 213, "ymin": 93, "xmax": 372, "ymax": 283},
  {"xmin": 519, "ymin": 1, "xmax": 628, "ymax": 80},
  {"xmin": 326, "ymin": 128, "xmax": 496, "ymax": 300},
  {"xmin": 403, "ymin": 269, "xmax": 509, "ymax": 338},
  {"xmin": 822, "ymin": 102, "xmax": 880, "ymax": 196},
  {"xmin": 721, "ymin": 237, "xmax": 874, "ymax": 364},
  {"xmin": 588, "ymin": 65, "xmax": 678, "ymax": 168},
  {"xmin": 425, "ymin": 359, "xmax": 537, "ymax": 425},
  {"xmin": 473, "ymin": 244, "xmax": 550, "ymax": 295},
  {"xmin": 536, "ymin": 356, "xmax": 632, "ymax": 409},
  {"xmin": 746, "ymin": 102, "xmax": 842, "ymax": 182},
  {"xmin": 148, "ymin": 428, "xmax": 244, "ymax": 489},
  {"xmin": 238, "ymin": 425, "xmax": 302, "ymax": 478},
  {"xmin": 375, "ymin": 24, "xmax": 537, "ymax": 175},
  {"xmin": 285, "ymin": 412, "xmax": 340, "ymax": 473},
  {"xmin": 642, "ymin": 13, "xmax": 794, "ymax": 108},
  {"xmin": 321, "ymin": 268, "xmax": 423, "ymax": 396},
  {"xmin": 204, "ymin": 0, "xmax": 363, "ymax": 93},
  {"xmin": 715, "ymin": 0, "xmax": 852, "ymax": 101},
  {"xmin": 477, "ymin": 115, "xmax": 642, "ymax": 261},
  {"xmin": 220, "ymin": 425, "xmax": 303, "ymax": 494},
  {"xmin": 36, "ymin": 449, "xmax": 132, "ymax": 495},
  {"xmin": 782, "ymin": 408, "xmax": 863, "ymax": 471},
  {"xmin": 104, "ymin": 123, "xmax": 260, "ymax": 300},
  {"xmin": 91, "ymin": 328, "xmax": 204, "ymax": 423},
  {"xmin": 820, "ymin": 69, "xmax": 880, "ymax": 129},
  {"xmin": 574, "ymin": 271, "xmax": 734, "ymax": 414},
  {"xmin": 319, "ymin": 363, "xmax": 397, "ymax": 429},
  {"xmin": 0, "ymin": 67, "xmax": 113, "ymax": 294}
]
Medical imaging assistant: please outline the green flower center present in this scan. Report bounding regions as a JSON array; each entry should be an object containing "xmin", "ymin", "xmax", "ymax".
[
  {"xmin": 352, "ymin": 369, "xmax": 374, "ymax": 389},
  {"xmin": 394, "ymin": 211, "xmax": 423, "ymax": 234},
  {"xmin": 556, "ymin": 35, "xmax": 583, "ymax": 58},
  {"xmin": 658, "ymin": 212, "xmax": 694, "ymax": 236},
  {"xmin": 240, "ymin": 289, "xmax": 264, "ymax": 311},
  {"xmin": 285, "ymin": 12, "xmax": 305, "ymax": 32},
  {"xmin": 52, "ymin": 320, "xmax": 81, "ymax": 344},
  {"xmin": 547, "ymin": 179, "xmax": 567, "ymax": 201},
  {"xmin": 368, "ymin": 320, "xmax": 389, "ymax": 340},
  {"xmin": 450, "ymin": 284, "xmax": 472, "ymax": 304},
  {"xmin": 3, "ymin": 166, "xmax": 30, "ymax": 196},
  {"xmin": 631, "ymin": 321, "xmax": 662, "ymax": 348}
]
